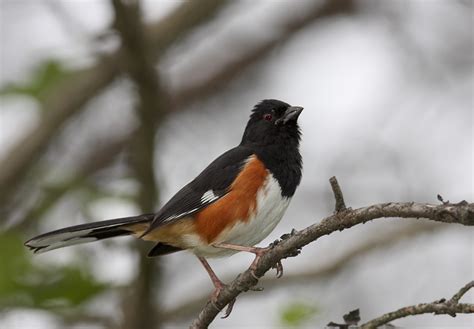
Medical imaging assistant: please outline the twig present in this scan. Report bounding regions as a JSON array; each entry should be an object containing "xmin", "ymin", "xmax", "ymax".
[
  {"xmin": 329, "ymin": 176, "xmax": 347, "ymax": 212},
  {"xmin": 450, "ymin": 281, "xmax": 474, "ymax": 304},
  {"xmin": 189, "ymin": 191, "xmax": 473, "ymax": 328},
  {"xmin": 327, "ymin": 309, "xmax": 361, "ymax": 328},
  {"xmin": 360, "ymin": 281, "xmax": 474, "ymax": 328},
  {"xmin": 437, "ymin": 194, "xmax": 450, "ymax": 205}
]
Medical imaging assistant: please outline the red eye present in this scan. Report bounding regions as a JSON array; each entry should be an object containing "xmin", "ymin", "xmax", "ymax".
[{"xmin": 263, "ymin": 113, "xmax": 272, "ymax": 121}]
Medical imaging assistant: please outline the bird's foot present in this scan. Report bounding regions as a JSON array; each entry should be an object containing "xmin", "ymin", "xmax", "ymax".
[
  {"xmin": 210, "ymin": 278, "xmax": 226, "ymax": 301},
  {"xmin": 213, "ymin": 243, "xmax": 284, "ymax": 279},
  {"xmin": 248, "ymin": 246, "xmax": 283, "ymax": 278},
  {"xmin": 197, "ymin": 256, "xmax": 236, "ymax": 318}
]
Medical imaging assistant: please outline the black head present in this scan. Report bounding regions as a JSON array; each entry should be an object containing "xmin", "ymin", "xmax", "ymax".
[{"xmin": 241, "ymin": 99, "xmax": 303, "ymax": 146}]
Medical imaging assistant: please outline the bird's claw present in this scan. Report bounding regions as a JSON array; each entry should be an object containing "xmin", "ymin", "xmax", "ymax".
[
  {"xmin": 221, "ymin": 298, "xmax": 236, "ymax": 318},
  {"xmin": 210, "ymin": 283, "xmax": 237, "ymax": 318},
  {"xmin": 272, "ymin": 260, "xmax": 283, "ymax": 278},
  {"xmin": 249, "ymin": 247, "xmax": 284, "ymax": 279}
]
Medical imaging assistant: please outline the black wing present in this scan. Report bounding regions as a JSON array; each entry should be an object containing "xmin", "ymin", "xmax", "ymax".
[{"xmin": 145, "ymin": 146, "xmax": 254, "ymax": 234}]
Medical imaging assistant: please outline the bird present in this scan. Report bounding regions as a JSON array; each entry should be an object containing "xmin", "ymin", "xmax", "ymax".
[{"xmin": 25, "ymin": 99, "xmax": 303, "ymax": 316}]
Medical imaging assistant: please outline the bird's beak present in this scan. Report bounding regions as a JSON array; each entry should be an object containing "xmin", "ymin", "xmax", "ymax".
[{"xmin": 276, "ymin": 106, "xmax": 304, "ymax": 125}]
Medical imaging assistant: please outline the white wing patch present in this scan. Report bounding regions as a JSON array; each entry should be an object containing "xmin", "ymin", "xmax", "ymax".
[
  {"xmin": 163, "ymin": 208, "xmax": 199, "ymax": 222},
  {"xmin": 201, "ymin": 190, "xmax": 219, "ymax": 203},
  {"xmin": 160, "ymin": 190, "xmax": 221, "ymax": 224}
]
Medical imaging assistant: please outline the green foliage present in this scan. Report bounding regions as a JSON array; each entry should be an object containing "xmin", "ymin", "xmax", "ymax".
[
  {"xmin": 0, "ymin": 59, "xmax": 70, "ymax": 103},
  {"xmin": 0, "ymin": 232, "xmax": 108, "ymax": 310},
  {"xmin": 280, "ymin": 301, "xmax": 319, "ymax": 327}
]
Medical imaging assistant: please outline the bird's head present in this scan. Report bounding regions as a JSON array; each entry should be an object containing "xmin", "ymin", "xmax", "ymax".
[{"xmin": 241, "ymin": 99, "xmax": 303, "ymax": 146}]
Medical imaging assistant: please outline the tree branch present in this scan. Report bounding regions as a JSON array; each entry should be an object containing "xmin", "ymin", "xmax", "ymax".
[
  {"xmin": 161, "ymin": 222, "xmax": 441, "ymax": 322},
  {"xmin": 189, "ymin": 179, "xmax": 473, "ymax": 328},
  {"xmin": 360, "ymin": 281, "xmax": 474, "ymax": 328},
  {"xmin": 0, "ymin": 0, "xmax": 228, "ymax": 207},
  {"xmin": 0, "ymin": 58, "xmax": 118, "ymax": 205}
]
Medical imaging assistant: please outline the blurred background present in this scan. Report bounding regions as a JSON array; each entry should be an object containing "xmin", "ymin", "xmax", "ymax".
[{"xmin": 0, "ymin": 0, "xmax": 472, "ymax": 328}]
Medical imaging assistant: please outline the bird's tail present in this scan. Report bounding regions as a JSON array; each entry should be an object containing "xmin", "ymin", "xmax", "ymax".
[{"xmin": 24, "ymin": 214, "xmax": 155, "ymax": 254}]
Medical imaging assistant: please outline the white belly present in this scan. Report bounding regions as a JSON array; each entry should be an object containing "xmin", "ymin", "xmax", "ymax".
[{"xmin": 192, "ymin": 174, "xmax": 291, "ymax": 258}]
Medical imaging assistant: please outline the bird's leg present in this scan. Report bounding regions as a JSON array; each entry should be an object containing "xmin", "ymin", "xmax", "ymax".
[
  {"xmin": 212, "ymin": 243, "xmax": 283, "ymax": 278},
  {"xmin": 197, "ymin": 256, "xmax": 236, "ymax": 318},
  {"xmin": 198, "ymin": 256, "xmax": 225, "ymax": 296}
]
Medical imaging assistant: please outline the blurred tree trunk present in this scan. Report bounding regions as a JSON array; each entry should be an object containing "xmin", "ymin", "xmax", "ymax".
[{"xmin": 111, "ymin": 0, "xmax": 165, "ymax": 328}]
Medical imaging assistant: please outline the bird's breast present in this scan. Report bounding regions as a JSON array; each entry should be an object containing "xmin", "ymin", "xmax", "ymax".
[{"xmin": 193, "ymin": 173, "xmax": 291, "ymax": 258}]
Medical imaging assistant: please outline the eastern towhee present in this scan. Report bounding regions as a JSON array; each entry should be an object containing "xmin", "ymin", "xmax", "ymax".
[{"xmin": 25, "ymin": 99, "xmax": 303, "ymax": 314}]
